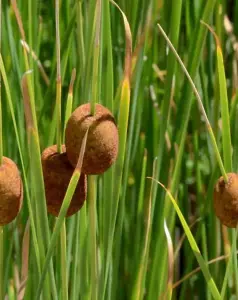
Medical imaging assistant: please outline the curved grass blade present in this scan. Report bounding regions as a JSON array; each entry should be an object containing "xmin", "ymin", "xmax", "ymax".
[
  {"xmin": 201, "ymin": 21, "xmax": 238, "ymax": 298},
  {"xmin": 164, "ymin": 219, "xmax": 174, "ymax": 300},
  {"xmin": 148, "ymin": 178, "xmax": 221, "ymax": 300},
  {"xmin": 131, "ymin": 155, "xmax": 155, "ymax": 300},
  {"xmin": 201, "ymin": 21, "xmax": 232, "ymax": 172},
  {"xmin": 35, "ymin": 129, "xmax": 89, "ymax": 299},
  {"xmin": 0, "ymin": 57, "xmax": 41, "ymax": 279},
  {"xmin": 102, "ymin": 1, "xmax": 132, "ymax": 298},
  {"xmin": 11, "ymin": 2, "xmax": 58, "ymax": 297},
  {"xmin": 157, "ymin": 23, "xmax": 227, "ymax": 181}
]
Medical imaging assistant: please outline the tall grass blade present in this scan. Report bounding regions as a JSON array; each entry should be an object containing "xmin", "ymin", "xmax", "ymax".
[{"xmin": 149, "ymin": 178, "xmax": 221, "ymax": 300}]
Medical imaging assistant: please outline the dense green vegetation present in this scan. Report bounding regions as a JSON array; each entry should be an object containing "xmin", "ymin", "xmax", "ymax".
[{"xmin": 1, "ymin": 0, "xmax": 238, "ymax": 299}]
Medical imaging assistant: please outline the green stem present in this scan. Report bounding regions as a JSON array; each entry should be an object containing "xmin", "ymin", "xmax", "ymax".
[
  {"xmin": 56, "ymin": 79, "xmax": 62, "ymax": 153},
  {"xmin": 55, "ymin": 2, "xmax": 66, "ymax": 300},
  {"xmin": 0, "ymin": 0, "xmax": 2, "ymax": 166},
  {"xmin": 55, "ymin": 0, "xmax": 62, "ymax": 153},
  {"xmin": 70, "ymin": 213, "xmax": 80, "ymax": 300},
  {"xmin": 91, "ymin": 0, "xmax": 101, "ymax": 115},
  {"xmin": 0, "ymin": 226, "xmax": 3, "ymax": 300},
  {"xmin": 36, "ymin": 171, "xmax": 81, "ymax": 299},
  {"xmin": 221, "ymin": 231, "xmax": 237, "ymax": 298},
  {"xmin": 61, "ymin": 221, "xmax": 68, "ymax": 300},
  {"xmin": 88, "ymin": 175, "xmax": 97, "ymax": 300},
  {"xmin": 157, "ymin": 24, "xmax": 228, "ymax": 182},
  {"xmin": 232, "ymin": 230, "xmax": 238, "ymax": 299},
  {"xmin": 0, "ymin": 113, "xmax": 1, "ymax": 166}
]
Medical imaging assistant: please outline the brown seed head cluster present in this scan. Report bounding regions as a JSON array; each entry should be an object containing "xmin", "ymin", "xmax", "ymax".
[
  {"xmin": 42, "ymin": 103, "xmax": 118, "ymax": 217},
  {"xmin": 65, "ymin": 103, "xmax": 119, "ymax": 174},
  {"xmin": 42, "ymin": 145, "xmax": 87, "ymax": 217},
  {"xmin": 0, "ymin": 157, "xmax": 23, "ymax": 225},
  {"xmin": 213, "ymin": 173, "xmax": 238, "ymax": 228}
]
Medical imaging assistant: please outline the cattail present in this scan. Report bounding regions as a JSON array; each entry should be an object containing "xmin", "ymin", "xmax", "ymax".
[
  {"xmin": 0, "ymin": 157, "xmax": 23, "ymax": 225},
  {"xmin": 65, "ymin": 103, "xmax": 119, "ymax": 175},
  {"xmin": 42, "ymin": 145, "xmax": 87, "ymax": 217},
  {"xmin": 213, "ymin": 173, "xmax": 238, "ymax": 228}
]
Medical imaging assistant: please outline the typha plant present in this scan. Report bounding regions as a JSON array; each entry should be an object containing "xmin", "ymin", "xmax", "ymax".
[{"xmin": 2, "ymin": 0, "xmax": 238, "ymax": 299}]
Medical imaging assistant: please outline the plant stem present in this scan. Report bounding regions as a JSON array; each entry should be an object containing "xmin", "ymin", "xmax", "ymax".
[
  {"xmin": 232, "ymin": 230, "xmax": 238, "ymax": 299},
  {"xmin": 0, "ymin": 0, "xmax": 2, "ymax": 166},
  {"xmin": 61, "ymin": 221, "xmax": 68, "ymax": 300},
  {"xmin": 88, "ymin": 175, "xmax": 97, "ymax": 300},
  {"xmin": 55, "ymin": 0, "xmax": 62, "ymax": 153},
  {"xmin": 157, "ymin": 24, "xmax": 228, "ymax": 182},
  {"xmin": 55, "ymin": 2, "xmax": 67, "ymax": 300},
  {"xmin": 91, "ymin": 0, "xmax": 101, "ymax": 115},
  {"xmin": 0, "ymin": 75, "xmax": 2, "ymax": 166},
  {"xmin": 0, "ymin": 226, "xmax": 3, "ymax": 300}
]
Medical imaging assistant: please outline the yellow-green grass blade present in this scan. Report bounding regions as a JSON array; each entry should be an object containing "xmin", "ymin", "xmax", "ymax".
[
  {"xmin": 60, "ymin": 222, "xmax": 68, "ymax": 300},
  {"xmin": 156, "ymin": 0, "xmax": 182, "ymax": 179},
  {"xmin": 10, "ymin": 4, "xmax": 58, "ymax": 297},
  {"xmin": 202, "ymin": 22, "xmax": 238, "ymax": 298},
  {"xmin": 111, "ymin": 41, "xmax": 144, "ymax": 297},
  {"xmin": 149, "ymin": 178, "xmax": 221, "ymax": 300},
  {"xmin": 148, "ymin": 3, "xmax": 216, "ymax": 296},
  {"xmin": 99, "ymin": 0, "xmax": 114, "ymax": 294},
  {"xmin": 88, "ymin": 175, "xmax": 98, "ymax": 300},
  {"xmin": 0, "ymin": 57, "xmax": 41, "ymax": 280},
  {"xmin": 102, "ymin": 1, "xmax": 132, "ymax": 298},
  {"xmin": 22, "ymin": 71, "xmax": 57, "ymax": 298},
  {"xmin": 202, "ymin": 22, "xmax": 232, "ymax": 173},
  {"xmin": 163, "ymin": 219, "xmax": 174, "ymax": 300},
  {"xmin": 131, "ymin": 155, "xmax": 154, "ymax": 300},
  {"xmin": 35, "ymin": 129, "xmax": 88, "ymax": 299},
  {"xmin": 103, "ymin": 77, "xmax": 131, "ymax": 298}
]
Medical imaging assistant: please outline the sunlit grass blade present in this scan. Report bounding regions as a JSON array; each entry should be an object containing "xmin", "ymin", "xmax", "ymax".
[
  {"xmin": 221, "ymin": 231, "xmax": 237, "ymax": 299},
  {"xmin": 201, "ymin": 21, "xmax": 238, "ymax": 298},
  {"xmin": 60, "ymin": 221, "xmax": 68, "ymax": 300},
  {"xmin": 102, "ymin": 1, "xmax": 132, "ymax": 298},
  {"xmin": 88, "ymin": 175, "xmax": 97, "ymax": 300},
  {"xmin": 201, "ymin": 21, "xmax": 232, "ymax": 172},
  {"xmin": 131, "ymin": 156, "xmax": 155, "ymax": 300},
  {"xmin": 35, "ymin": 129, "xmax": 88, "ymax": 299},
  {"xmin": 0, "ymin": 56, "xmax": 41, "ymax": 281},
  {"xmin": 63, "ymin": 68, "xmax": 76, "ymax": 139},
  {"xmin": 149, "ymin": 178, "xmax": 221, "ymax": 300},
  {"xmin": 22, "ymin": 71, "xmax": 55, "ymax": 298},
  {"xmin": 156, "ymin": 0, "xmax": 182, "ymax": 178},
  {"xmin": 0, "ymin": 1, "xmax": 3, "ymax": 298},
  {"xmin": 164, "ymin": 219, "xmax": 174, "ymax": 300},
  {"xmin": 0, "ymin": 227, "xmax": 3, "ymax": 300},
  {"xmin": 157, "ymin": 23, "xmax": 227, "ymax": 180},
  {"xmin": 18, "ymin": 220, "xmax": 30, "ymax": 300},
  {"xmin": 10, "ymin": 4, "xmax": 58, "ymax": 297},
  {"xmin": 20, "ymin": 40, "xmax": 50, "ymax": 86}
]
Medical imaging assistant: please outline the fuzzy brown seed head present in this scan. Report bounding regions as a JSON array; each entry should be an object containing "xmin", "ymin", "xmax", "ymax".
[
  {"xmin": 213, "ymin": 173, "xmax": 238, "ymax": 228},
  {"xmin": 65, "ymin": 103, "xmax": 119, "ymax": 174},
  {"xmin": 0, "ymin": 157, "xmax": 23, "ymax": 225},
  {"xmin": 42, "ymin": 145, "xmax": 87, "ymax": 217}
]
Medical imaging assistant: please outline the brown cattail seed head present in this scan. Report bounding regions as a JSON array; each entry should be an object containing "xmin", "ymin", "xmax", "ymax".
[
  {"xmin": 213, "ymin": 173, "xmax": 238, "ymax": 228},
  {"xmin": 0, "ymin": 157, "xmax": 23, "ymax": 225},
  {"xmin": 65, "ymin": 103, "xmax": 119, "ymax": 175},
  {"xmin": 42, "ymin": 145, "xmax": 87, "ymax": 217}
]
